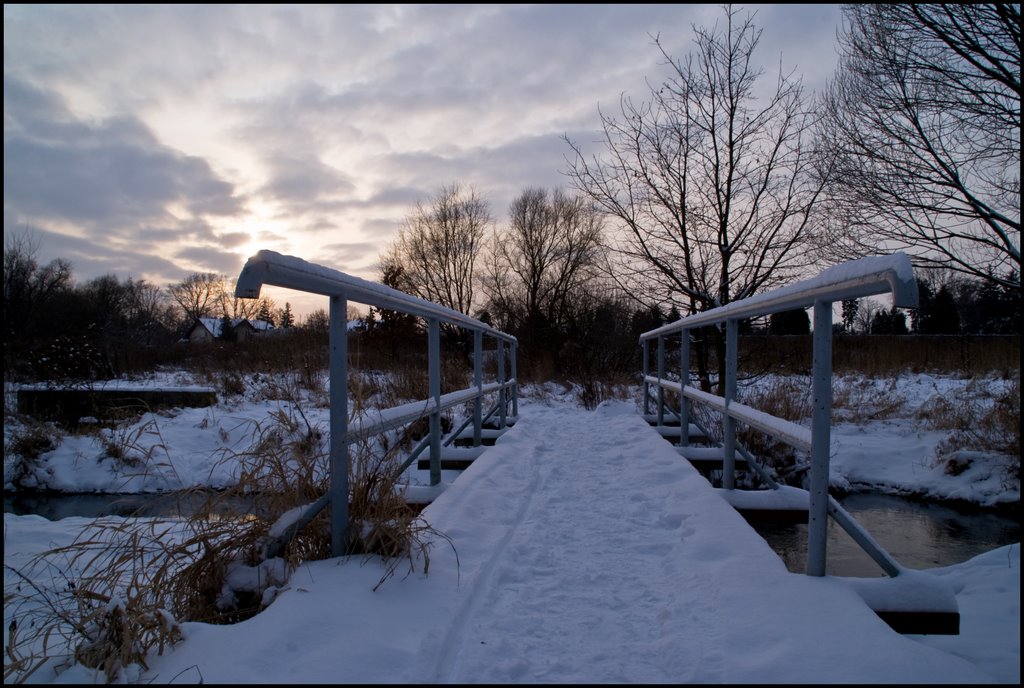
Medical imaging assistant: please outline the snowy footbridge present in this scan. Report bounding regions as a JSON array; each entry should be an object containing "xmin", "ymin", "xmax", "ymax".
[{"xmin": 234, "ymin": 251, "xmax": 959, "ymax": 639}]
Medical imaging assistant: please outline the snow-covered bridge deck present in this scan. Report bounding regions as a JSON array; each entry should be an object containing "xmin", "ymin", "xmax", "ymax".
[{"xmin": 393, "ymin": 399, "xmax": 975, "ymax": 683}]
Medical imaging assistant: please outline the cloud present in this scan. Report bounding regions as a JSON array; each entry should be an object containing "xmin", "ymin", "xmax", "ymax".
[
  {"xmin": 4, "ymin": 77, "xmax": 241, "ymax": 224},
  {"xmin": 173, "ymin": 245, "xmax": 247, "ymax": 277},
  {"xmin": 3, "ymin": 217, "xmax": 189, "ymax": 287},
  {"xmin": 261, "ymin": 152, "xmax": 357, "ymax": 206}
]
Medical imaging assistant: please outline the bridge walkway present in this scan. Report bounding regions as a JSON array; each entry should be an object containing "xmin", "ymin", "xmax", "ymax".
[{"xmin": 408, "ymin": 398, "xmax": 975, "ymax": 684}]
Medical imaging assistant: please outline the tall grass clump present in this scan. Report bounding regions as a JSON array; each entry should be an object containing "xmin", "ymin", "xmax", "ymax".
[
  {"xmin": 578, "ymin": 374, "xmax": 635, "ymax": 410},
  {"xmin": 831, "ymin": 376, "xmax": 907, "ymax": 423},
  {"xmin": 915, "ymin": 375, "xmax": 1020, "ymax": 485},
  {"xmin": 732, "ymin": 376, "xmax": 812, "ymax": 486},
  {"xmin": 4, "ymin": 417, "xmax": 63, "ymax": 489},
  {"xmin": 4, "ymin": 518, "xmax": 187, "ymax": 683}
]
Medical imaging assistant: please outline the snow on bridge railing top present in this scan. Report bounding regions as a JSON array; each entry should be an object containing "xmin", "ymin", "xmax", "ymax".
[
  {"xmin": 235, "ymin": 249, "xmax": 516, "ymax": 343},
  {"xmin": 639, "ymin": 253, "xmax": 918, "ymax": 342}
]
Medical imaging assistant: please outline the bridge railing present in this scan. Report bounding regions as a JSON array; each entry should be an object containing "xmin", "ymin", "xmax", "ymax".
[
  {"xmin": 639, "ymin": 254, "xmax": 918, "ymax": 577},
  {"xmin": 235, "ymin": 250, "xmax": 518, "ymax": 557}
]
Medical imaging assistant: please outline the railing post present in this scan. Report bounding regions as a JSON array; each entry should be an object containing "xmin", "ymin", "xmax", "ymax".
[
  {"xmin": 428, "ymin": 318, "xmax": 441, "ymax": 486},
  {"xmin": 657, "ymin": 335, "xmax": 666, "ymax": 426},
  {"xmin": 722, "ymin": 319, "xmax": 738, "ymax": 490},
  {"xmin": 329, "ymin": 294, "xmax": 350, "ymax": 556},
  {"xmin": 510, "ymin": 340, "xmax": 518, "ymax": 419},
  {"xmin": 807, "ymin": 300, "xmax": 834, "ymax": 576},
  {"xmin": 642, "ymin": 339, "xmax": 650, "ymax": 415},
  {"xmin": 679, "ymin": 329, "xmax": 690, "ymax": 448},
  {"xmin": 473, "ymin": 329, "xmax": 483, "ymax": 447},
  {"xmin": 498, "ymin": 338, "xmax": 507, "ymax": 428}
]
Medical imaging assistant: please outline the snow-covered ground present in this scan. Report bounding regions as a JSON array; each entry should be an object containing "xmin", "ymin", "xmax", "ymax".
[
  {"xmin": 3, "ymin": 370, "xmax": 1020, "ymax": 684},
  {"xmin": 5, "ymin": 371, "xmax": 1019, "ymax": 506}
]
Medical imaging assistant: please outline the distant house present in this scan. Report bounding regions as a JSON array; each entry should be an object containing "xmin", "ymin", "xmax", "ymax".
[
  {"xmin": 184, "ymin": 317, "xmax": 276, "ymax": 343},
  {"xmin": 249, "ymin": 318, "xmax": 277, "ymax": 335}
]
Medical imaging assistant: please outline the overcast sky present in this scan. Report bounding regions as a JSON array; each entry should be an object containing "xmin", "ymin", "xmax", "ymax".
[{"xmin": 4, "ymin": 4, "xmax": 842, "ymax": 317}]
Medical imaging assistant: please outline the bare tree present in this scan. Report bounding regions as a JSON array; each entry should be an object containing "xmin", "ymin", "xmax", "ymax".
[
  {"xmin": 566, "ymin": 5, "xmax": 823, "ymax": 314},
  {"xmin": 383, "ymin": 183, "xmax": 491, "ymax": 317},
  {"xmin": 817, "ymin": 3, "xmax": 1020, "ymax": 291},
  {"xmin": 482, "ymin": 187, "xmax": 604, "ymax": 338},
  {"xmin": 125, "ymin": 278, "xmax": 177, "ymax": 343},
  {"xmin": 167, "ymin": 272, "xmax": 224, "ymax": 322},
  {"xmin": 564, "ymin": 5, "xmax": 824, "ymax": 389},
  {"xmin": 217, "ymin": 288, "xmax": 262, "ymax": 321},
  {"xmin": 3, "ymin": 229, "xmax": 73, "ymax": 343}
]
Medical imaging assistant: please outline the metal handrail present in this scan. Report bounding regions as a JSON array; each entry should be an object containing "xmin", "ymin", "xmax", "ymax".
[
  {"xmin": 645, "ymin": 389, "xmax": 781, "ymax": 490},
  {"xmin": 235, "ymin": 250, "xmax": 518, "ymax": 557},
  {"xmin": 640, "ymin": 254, "xmax": 917, "ymax": 341},
  {"xmin": 640, "ymin": 253, "xmax": 917, "ymax": 577},
  {"xmin": 237, "ymin": 250, "xmax": 517, "ymax": 344},
  {"xmin": 397, "ymin": 396, "xmax": 513, "ymax": 473}
]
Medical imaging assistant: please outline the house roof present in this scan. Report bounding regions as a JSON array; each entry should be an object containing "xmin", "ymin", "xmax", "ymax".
[{"xmin": 190, "ymin": 317, "xmax": 276, "ymax": 338}]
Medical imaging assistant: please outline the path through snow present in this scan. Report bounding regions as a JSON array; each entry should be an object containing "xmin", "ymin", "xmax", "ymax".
[{"xmin": 410, "ymin": 400, "xmax": 987, "ymax": 684}]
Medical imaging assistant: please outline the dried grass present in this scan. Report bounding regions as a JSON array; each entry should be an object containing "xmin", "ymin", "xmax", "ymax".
[
  {"xmin": 916, "ymin": 375, "xmax": 1020, "ymax": 483},
  {"xmin": 4, "ymin": 381, "xmax": 454, "ymax": 683},
  {"xmin": 578, "ymin": 374, "xmax": 635, "ymax": 410},
  {"xmin": 831, "ymin": 377, "xmax": 907, "ymax": 423},
  {"xmin": 4, "ymin": 518, "xmax": 187, "ymax": 683},
  {"xmin": 4, "ymin": 417, "xmax": 63, "ymax": 489}
]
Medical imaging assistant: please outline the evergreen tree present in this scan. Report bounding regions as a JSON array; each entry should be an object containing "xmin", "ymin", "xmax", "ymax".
[
  {"xmin": 768, "ymin": 309, "xmax": 810, "ymax": 335},
  {"xmin": 256, "ymin": 298, "xmax": 275, "ymax": 327},
  {"xmin": 974, "ymin": 270, "xmax": 1020, "ymax": 334},
  {"xmin": 929, "ymin": 285, "xmax": 960, "ymax": 334},
  {"xmin": 279, "ymin": 303, "xmax": 294, "ymax": 329},
  {"xmin": 910, "ymin": 280, "xmax": 934, "ymax": 333},
  {"xmin": 870, "ymin": 307, "xmax": 908, "ymax": 334},
  {"xmin": 218, "ymin": 314, "xmax": 235, "ymax": 341},
  {"xmin": 840, "ymin": 298, "xmax": 859, "ymax": 333}
]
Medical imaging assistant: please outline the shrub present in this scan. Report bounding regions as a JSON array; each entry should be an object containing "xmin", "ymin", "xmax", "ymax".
[{"xmin": 4, "ymin": 418, "xmax": 63, "ymax": 489}]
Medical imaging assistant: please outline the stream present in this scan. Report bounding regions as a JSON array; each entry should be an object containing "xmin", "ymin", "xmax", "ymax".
[
  {"xmin": 749, "ymin": 491, "xmax": 1019, "ymax": 576},
  {"xmin": 5, "ymin": 490, "xmax": 1020, "ymax": 577}
]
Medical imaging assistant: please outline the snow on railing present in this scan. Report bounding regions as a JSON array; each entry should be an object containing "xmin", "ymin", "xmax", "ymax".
[
  {"xmin": 639, "ymin": 253, "xmax": 918, "ymax": 577},
  {"xmin": 236, "ymin": 250, "xmax": 518, "ymax": 557}
]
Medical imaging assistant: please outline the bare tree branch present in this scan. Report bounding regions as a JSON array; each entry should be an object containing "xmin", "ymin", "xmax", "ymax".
[
  {"xmin": 564, "ymin": 5, "xmax": 823, "ymax": 316},
  {"xmin": 384, "ymin": 183, "xmax": 491, "ymax": 316},
  {"xmin": 816, "ymin": 3, "xmax": 1020, "ymax": 291}
]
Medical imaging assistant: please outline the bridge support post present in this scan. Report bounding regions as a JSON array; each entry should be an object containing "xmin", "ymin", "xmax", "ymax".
[
  {"xmin": 329, "ymin": 294, "xmax": 350, "ymax": 557},
  {"xmin": 722, "ymin": 319, "xmax": 738, "ymax": 490},
  {"xmin": 498, "ymin": 338, "xmax": 507, "ymax": 428},
  {"xmin": 657, "ymin": 336, "xmax": 666, "ymax": 426},
  {"xmin": 473, "ymin": 330, "xmax": 483, "ymax": 447},
  {"xmin": 429, "ymin": 318, "xmax": 441, "ymax": 486},
  {"xmin": 511, "ymin": 341, "xmax": 518, "ymax": 418},
  {"xmin": 642, "ymin": 340, "xmax": 650, "ymax": 416},
  {"xmin": 807, "ymin": 300, "xmax": 834, "ymax": 576},
  {"xmin": 678, "ymin": 329, "xmax": 690, "ymax": 448}
]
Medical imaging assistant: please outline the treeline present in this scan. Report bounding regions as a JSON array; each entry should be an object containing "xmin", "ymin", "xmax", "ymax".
[
  {"xmin": 843, "ymin": 276, "xmax": 1021, "ymax": 336},
  {"xmin": 2, "ymin": 233, "xmax": 316, "ymax": 382},
  {"xmin": 2, "ymin": 225, "xmax": 1019, "ymax": 387}
]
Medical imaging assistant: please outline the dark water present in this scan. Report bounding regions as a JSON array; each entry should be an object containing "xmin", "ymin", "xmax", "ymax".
[
  {"xmin": 750, "ymin": 492, "xmax": 1020, "ymax": 577},
  {"xmin": 5, "ymin": 490, "xmax": 1020, "ymax": 577},
  {"xmin": 3, "ymin": 491, "xmax": 255, "ymax": 521}
]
